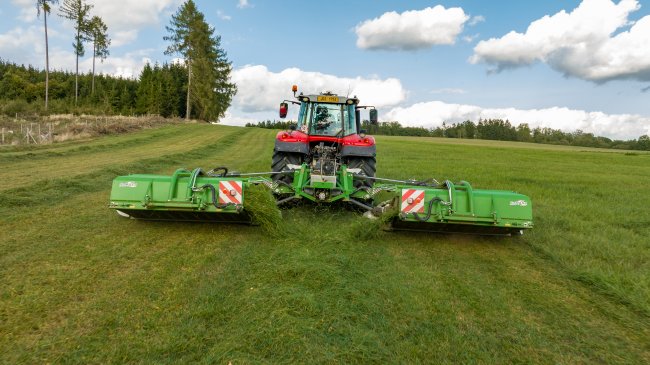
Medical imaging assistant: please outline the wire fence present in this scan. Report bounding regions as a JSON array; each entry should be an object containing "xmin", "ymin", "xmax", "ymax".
[
  {"xmin": 0, "ymin": 113, "xmax": 182, "ymax": 146},
  {"xmin": 0, "ymin": 114, "xmax": 55, "ymax": 145}
]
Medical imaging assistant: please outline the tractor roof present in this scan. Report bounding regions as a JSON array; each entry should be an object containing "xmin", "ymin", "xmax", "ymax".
[{"xmin": 297, "ymin": 92, "xmax": 359, "ymax": 105}]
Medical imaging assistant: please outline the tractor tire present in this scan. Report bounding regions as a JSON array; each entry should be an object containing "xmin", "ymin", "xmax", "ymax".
[
  {"xmin": 271, "ymin": 152, "xmax": 303, "ymax": 183},
  {"xmin": 346, "ymin": 156, "xmax": 376, "ymax": 188}
]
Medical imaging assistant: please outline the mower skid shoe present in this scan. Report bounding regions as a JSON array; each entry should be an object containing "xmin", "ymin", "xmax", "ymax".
[
  {"xmin": 116, "ymin": 209, "xmax": 253, "ymax": 224},
  {"xmin": 389, "ymin": 219, "xmax": 524, "ymax": 236}
]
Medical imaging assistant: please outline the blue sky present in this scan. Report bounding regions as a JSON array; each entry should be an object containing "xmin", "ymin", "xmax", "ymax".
[{"xmin": 1, "ymin": 0, "xmax": 649, "ymax": 139}]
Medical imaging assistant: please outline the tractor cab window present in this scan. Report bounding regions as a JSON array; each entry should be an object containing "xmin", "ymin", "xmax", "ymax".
[
  {"xmin": 296, "ymin": 102, "xmax": 308, "ymax": 132},
  {"xmin": 344, "ymin": 104, "xmax": 357, "ymax": 135},
  {"xmin": 309, "ymin": 103, "xmax": 343, "ymax": 136}
]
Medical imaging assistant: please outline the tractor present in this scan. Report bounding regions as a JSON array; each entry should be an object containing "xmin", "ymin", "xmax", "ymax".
[
  {"xmin": 271, "ymin": 86, "xmax": 378, "ymax": 205},
  {"xmin": 108, "ymin": 86, "xmax": 534, "ymax": 235}
]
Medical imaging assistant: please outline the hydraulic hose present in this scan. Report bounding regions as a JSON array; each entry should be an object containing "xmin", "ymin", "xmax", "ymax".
[
  {"xmin": 412, "ymin": 197, "xmax": 442, "ymax": 222},
  {"xmin": 411, "ymin": 180, "xmax": 454, "ymax": 222},
  {"xmin": 195, "ymin": 184, "xmax": 236, "ymax": 209},
  {"xmin": 207, "ymin": 167, "xmax": 229, "ymax": 177}
]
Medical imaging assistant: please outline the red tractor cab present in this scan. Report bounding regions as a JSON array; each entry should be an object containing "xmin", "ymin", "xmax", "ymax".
[{"xmin": 272, "ymin": 86, "xmax": 378, "ymax": 187}]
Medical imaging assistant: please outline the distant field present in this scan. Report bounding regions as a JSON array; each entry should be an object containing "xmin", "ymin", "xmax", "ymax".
[
  {"xmin": 1, "ymin": 124, "xmax": 649, "ymax": 364},
  {"xmin": 379, "ymin": 134, "xmax": 650, "ymax": 153}
]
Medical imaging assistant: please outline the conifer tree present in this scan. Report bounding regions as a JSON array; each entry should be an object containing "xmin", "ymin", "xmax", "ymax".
[
  {"xmin": 88, "ymin": 15, "xmax": 110, "ymax": 95},
  {"xmin": 58, "ymin": 0, "xmax": 92, "ymax": 105},
  {"xmin": 164, "ymin": 0, "xmax": 236, "ymax": 121},
  {"xmin": 135, "ymin": 63, "xmax": 154, "ymax": 115}
]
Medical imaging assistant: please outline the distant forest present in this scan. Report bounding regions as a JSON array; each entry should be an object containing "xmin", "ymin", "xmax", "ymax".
[
  {"xmin": 246, "ymin": 119, "xmax": 650, "ymax": 151},
  {"xmin": 0, "ymin": 59, "xmax": 191, "ymax": 118}
]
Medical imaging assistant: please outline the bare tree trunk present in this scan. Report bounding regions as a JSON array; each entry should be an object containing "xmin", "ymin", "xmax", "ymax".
[
  {"xmin": 92, "ymin": 41, "xmax": 96, "ymax": 95},
  {"xmin": 75, "ymin": 28, "xmax": 79, "ymax": 105},
  {"xmin": 75, "ymin": 54, "xmax": 79, "ymax": 104},
  {"xmin": 186, "ymin": 58, "xmax": 191, "ymax": 120},
  {"xmin": 44, "ymin": 8, "xmax": 49, "ymax": 111}
]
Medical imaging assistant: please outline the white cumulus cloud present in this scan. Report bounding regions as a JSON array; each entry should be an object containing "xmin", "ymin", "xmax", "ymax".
[
  {"xmin": 470, "ymin": 0, "xmax": 650, "ymax": 82},
  {"xmin": 237, "ymin": 0, "xmax": 252, "ymax": 9},
  {"xmin": 384, "ymin": 101, "xmax": 650, "ymax": 140},
  {"xmin": 221, "ymin": 65, "xmax": 406, "ymax": 125},
  {"xmin": 0, "ymin": 26, "xmax": 43, "ymax": 61},
  {"xmin": 355, "ymin": 6, "xmax": 470, "ymax": 51},
  {"xmin": 86, "ymin": 0, "xmax": 181, "ymax": 47},
  {"xmin": 230, "ymin": 65, "xmax": 406, "ymax": 112},
  {"xmin": 217, "ymin": 10, "xmax": 231, "ymax": 21},
  {"xmin": 11, "ymin": 0, "xmax": 35, "ymax": 22},
  {"xmin": 0, "ymin": 23, "xmax": 153, "ymax": 79},
  {"xmin": 468, "ymin": 15, "xmax": 485, "ymax": 26},
  {"xmin": 13, "ymin": 0, "xmax": 181, "ymax": 47}
]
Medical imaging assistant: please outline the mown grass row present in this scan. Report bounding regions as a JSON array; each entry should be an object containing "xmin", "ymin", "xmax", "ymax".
[
  {"xmin": 0, "ymin": 125, "xmax": 186, "ymax": 161},
  {"xmin": 0, "ymin": 125, "xmax": 251, "ymax": 191},
  {"xmin": 0, "ymin": 130, "xmax": 258, "ymax": 215}
]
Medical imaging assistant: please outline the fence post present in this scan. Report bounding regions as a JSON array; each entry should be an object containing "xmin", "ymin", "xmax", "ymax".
[{"xmin": 29, "ymin": 128, "xmax": 37, "ymax": 144}]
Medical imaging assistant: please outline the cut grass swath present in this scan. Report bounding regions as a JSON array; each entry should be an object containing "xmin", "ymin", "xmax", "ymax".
[{"xmin": 244, "ymin": 184, "xmax": 284, "ymax": 237}]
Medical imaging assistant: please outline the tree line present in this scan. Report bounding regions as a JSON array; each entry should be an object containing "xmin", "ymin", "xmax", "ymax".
[
  {"xmin": 245, "ymin": 119, "xmax": 650, "ymax": 151},
  {"xmin": 4, "ymin": 0, "xmax": 235, "ymax": 121},
  {"xmin": 1, "ymin": 59, "xmax": 190, "ymax": 118}
]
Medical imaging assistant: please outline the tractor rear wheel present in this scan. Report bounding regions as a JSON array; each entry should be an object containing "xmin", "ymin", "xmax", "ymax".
[
  {"xmin": 346, "ymin": 156, "xmax": 376, "ymax": 188},
  {"xmin": 271, "ymin": 152, "xmax": 303, "ymax": 183}
]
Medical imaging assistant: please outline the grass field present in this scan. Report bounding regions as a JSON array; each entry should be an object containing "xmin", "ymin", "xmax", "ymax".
[{"xmin": 1, "ymin": 124, "xmax": 649, "ymax": 364}]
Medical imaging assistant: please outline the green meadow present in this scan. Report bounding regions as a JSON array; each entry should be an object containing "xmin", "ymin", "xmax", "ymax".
[{"xmin": 1, "ymin": 124, "xmax": 649, "ymax": 364}]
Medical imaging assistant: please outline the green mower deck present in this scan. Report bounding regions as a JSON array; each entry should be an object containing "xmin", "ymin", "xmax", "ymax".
[{"xmin": 109, "ymin": 164, "xmax": 533, "ymax": 236}]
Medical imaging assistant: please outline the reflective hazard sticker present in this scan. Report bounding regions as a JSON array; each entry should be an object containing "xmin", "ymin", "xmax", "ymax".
[
  {"xmin": 218, "ymin": 181, "xmax": 243, "ymax": 205},
  {"xmin": 401, "ymin": 189, "xmax": 425, "ymax": 213}
]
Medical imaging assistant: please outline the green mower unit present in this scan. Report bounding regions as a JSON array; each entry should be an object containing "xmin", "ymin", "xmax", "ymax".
[
  {"xmin": 109, "ymin": 86, "xmax": 533, "ymax": 236},
  {"xmin": 109, "ymin": 167, "xmax": 254, "ymax": 223}
]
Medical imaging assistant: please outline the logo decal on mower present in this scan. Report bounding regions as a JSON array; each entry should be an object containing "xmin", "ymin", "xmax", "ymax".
[
  {"xmin": 218, "ymin": 181, "xmax": 243, "ymax": 205},
  {"xmin": 401, "ymin": 189, "xmax": 425, "ymax": 214},
  {"xmin": 119, "ymin": 181, "xmax": 138, "ymax": 188},
  {"xmin": 509, "ymin": 200, "xmax": 528, "ymax": 207}
]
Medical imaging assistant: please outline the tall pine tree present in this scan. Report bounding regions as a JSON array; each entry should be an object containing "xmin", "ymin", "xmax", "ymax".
[
  {"xmin": 37, "ymin": 0, "xmax": 59, "ymax": 111},
  {"xmin": 58, "ymin": 0, "xmax": 92, "ymax": 105},
  {"xmin": 88, "ymin": 15, "xmax": 110, "ymax": 96},
  {"xmin": 164, "ymin": 0, "xmax": 235, "ymax": 121}
]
